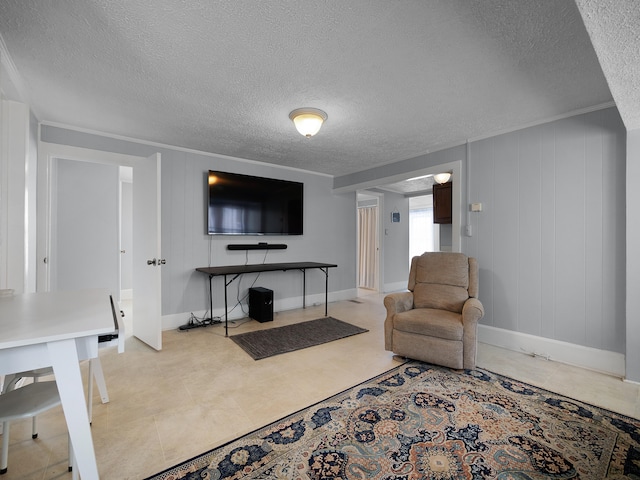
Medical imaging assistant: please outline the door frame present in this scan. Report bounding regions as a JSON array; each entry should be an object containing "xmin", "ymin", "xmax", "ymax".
[
  {"xmin": 356, "ymin": 190, "xmax": 384, "ymax": 293},
  {"xmin": 337, "ymin": 160, "xmax": 463, "ymax": 254},
  {"xmin": 36, "ymin": 143, "xmax": 146, "ymax": 291}
]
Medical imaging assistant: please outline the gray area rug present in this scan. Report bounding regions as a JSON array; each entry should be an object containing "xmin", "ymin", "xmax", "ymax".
[{"xmin": 230, "ymin": 317, "xmax": 369, "ymax": 360}]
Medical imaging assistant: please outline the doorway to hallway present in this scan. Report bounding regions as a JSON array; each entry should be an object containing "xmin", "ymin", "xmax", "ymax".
[
  {"xmin": 409, "ymin": 194, "xmax": 439, "ymax": 263},
  {"xmin": 356, "ymin": 191, "xmax": 383, "ymax": 294}
]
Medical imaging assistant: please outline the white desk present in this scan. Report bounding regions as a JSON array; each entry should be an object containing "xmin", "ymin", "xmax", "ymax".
[{"xmin": 0, "ymin": 289, "xmax": 115, "ymax": 480}]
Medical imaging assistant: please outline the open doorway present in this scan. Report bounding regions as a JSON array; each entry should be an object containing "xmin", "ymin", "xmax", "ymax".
[
  {"xmin": 48, "ymin": 160, "xmax": 133, "ymax": 303},
  {"xmin": 347, "ymin": 161, "xmax": 462, "ymax": 297},
  {"xmin": 356, "ymin": 191, "xmax": 383, "ymax": 296},
  {"xmin": 49, "ymin": 159, "xmax": 121, "ymax": 294},
  {"xmin": 409, "ymin": 194, "xmax": 439, "ymax": 262},
  {"xmin": 37, "ymin": 145, "xmax": 163, "ymax": 350}
]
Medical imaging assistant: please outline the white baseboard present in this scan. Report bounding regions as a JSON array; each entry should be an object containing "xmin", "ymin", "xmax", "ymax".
[
  {"xmin": 161, "ymin": 288, "xmax": 357, "ymax": 331},
  {"xmin": 478, "ymin": 324, "xmax": 625, "ymax": 378},
  {"xmin": 383, "ymin": 282, "xmax": 407, "ymax": 294}
]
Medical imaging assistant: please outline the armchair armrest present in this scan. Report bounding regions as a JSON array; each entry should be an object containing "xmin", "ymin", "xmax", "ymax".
[
  {"xmin": 462, "ymin": 297, "xmax": 484, "ymax": 326},
  {"xmin": 384, "ymin": 291, "xmax": 414, "ymax": 316},
  {"xmin": 461, "ymin": 297, "xmax": 484, "ymax": 369},
  {"xmin": 383, "ymin": 291, "xmax": 414, "ymax": 350}
]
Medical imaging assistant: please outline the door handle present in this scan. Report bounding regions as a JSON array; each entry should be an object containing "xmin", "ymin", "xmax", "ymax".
[{"xmin": 147, "ymin": 258, "xmax": 166, "ymax": 266}]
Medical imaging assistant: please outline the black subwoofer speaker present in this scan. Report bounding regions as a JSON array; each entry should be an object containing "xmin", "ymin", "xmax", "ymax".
[{"xmin": 249, "ymin": 287, "xmax": 273, "ymax": 323}]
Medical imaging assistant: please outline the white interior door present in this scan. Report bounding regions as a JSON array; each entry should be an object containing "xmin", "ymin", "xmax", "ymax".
[{"xmin": 132, "ymin": 153, "xmax": 162, "ymax": 350}]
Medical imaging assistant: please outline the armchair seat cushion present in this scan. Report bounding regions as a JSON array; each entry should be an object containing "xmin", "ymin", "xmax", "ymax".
[{"xmin": 394, "ymin": 309, "xmax": 463, "ymax": 341}]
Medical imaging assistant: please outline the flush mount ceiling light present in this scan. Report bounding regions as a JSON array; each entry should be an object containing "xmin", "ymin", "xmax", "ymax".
[
  {"xmin": 289, "ymin": 108, "xmax": 327, "ymax": 138},
  {"xmin": 433, "ymin": 173, "xmax": 452, "ymax": 184}
]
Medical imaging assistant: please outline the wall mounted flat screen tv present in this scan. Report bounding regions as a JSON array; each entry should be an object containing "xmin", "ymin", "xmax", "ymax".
[{"xmin": 207, "ymin": 170, "xmax": 303, "ymax": 235}]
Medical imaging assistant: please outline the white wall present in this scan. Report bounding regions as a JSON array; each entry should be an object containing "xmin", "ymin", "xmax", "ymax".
[
  {"xmin": 626, "ymin": 128, "xmax": 640, "ymax": 382},
  {"xmin": 465, "ymin": 108, "xmax": 626, "ymax": 356},
  {"xmin": 50, "ymin": 159, "xmax": 120, "ymax": 294},
  {"xmin": 159, "ymin": 150, "xmax": 356, "ymax": 321},
  {"xmin": 381, "ymin": 190, "xmax": 409, "ymax": 292}
]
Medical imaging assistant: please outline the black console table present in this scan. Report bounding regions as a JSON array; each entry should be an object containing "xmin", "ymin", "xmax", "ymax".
[{"xmin": 195, "ymin": 262, "xmax": 338, "ymax": 336}]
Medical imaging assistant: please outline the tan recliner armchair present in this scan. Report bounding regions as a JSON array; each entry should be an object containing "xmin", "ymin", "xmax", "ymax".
[{"xmin": 384, "ymin": 252, "xmax": 484, "ymax": 369}]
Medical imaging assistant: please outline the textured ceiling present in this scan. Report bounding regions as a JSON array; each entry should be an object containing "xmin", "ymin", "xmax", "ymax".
[
  {"xmin": 575, "ymin": 0, "xmax": 640, "ymax": 130},
  {"xmin": 0, "ymin": 1, "xmax": 617, "ymax": 177},
  {"xmin": 378, "ymin": 175, "xmax": 437, "ymax": 196}
]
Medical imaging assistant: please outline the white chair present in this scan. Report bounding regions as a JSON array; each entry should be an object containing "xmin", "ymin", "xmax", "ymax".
[
  {"xmin": 1, "ymin": 368, "xmax": 54, "ymax": 438},
  {"xmin": 0, "ymin": 381, "xmax": 74, "ymax": 476}
]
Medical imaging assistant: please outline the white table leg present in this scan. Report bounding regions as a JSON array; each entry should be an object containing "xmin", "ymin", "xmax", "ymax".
[
  {"xmin": 91, "ymin": 358, "xmax": 110, "ymax": 403},
  {"xmin": 88, "ymin": 359, "xmax": 94, "ymax": 423},
  {"xmin": 48, "ymin": 339, "xmax": 100, "ymax": 480},
  {"xmin": 88, "ymin": 357, "xmax": 110, "ymax": 423}
]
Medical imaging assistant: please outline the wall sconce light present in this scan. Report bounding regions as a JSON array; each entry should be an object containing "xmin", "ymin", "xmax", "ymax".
[
  {"xmin": 289, "ymin": 108, "xmax": 327, "ymax": 137},
  {"xmin": 433, "ymin": 173, "xmax": 451, "ymax": 184}
]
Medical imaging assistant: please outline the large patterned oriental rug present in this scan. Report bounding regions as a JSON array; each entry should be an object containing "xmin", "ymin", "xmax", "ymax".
[{"xmin": 147, "ymin": 362, "xmax": 640, "ymax": 479}]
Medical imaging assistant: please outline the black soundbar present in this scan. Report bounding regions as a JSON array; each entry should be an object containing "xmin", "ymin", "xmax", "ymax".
[{"xmin": 227, "ymin": 243, "xmax": 287, "ymax": 250}]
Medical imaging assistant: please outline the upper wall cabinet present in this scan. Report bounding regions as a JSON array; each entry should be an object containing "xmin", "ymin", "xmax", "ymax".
[{"xmin": 433, "ymin": 182, "xmax": 452, "ymax": 224}]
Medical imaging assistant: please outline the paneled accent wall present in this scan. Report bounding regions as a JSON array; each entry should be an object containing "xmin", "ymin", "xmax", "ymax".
[{"xmin": 464, "ymin": 108, "xmax": 626, "ymax": 353}]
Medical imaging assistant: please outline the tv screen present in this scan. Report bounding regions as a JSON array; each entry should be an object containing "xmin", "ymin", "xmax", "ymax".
[{"xmin": 207, "ymin": 170, "xmax": 303, "ymax": 235}]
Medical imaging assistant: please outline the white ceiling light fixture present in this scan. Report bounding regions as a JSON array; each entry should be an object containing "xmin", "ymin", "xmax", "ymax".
[
  {"xmin": 433, "ymin": 173, "xmax": 452, "ymax": 184},
  {"xmin": 289, "ymin": 108, "xmax": 327, "ymax": 138}
]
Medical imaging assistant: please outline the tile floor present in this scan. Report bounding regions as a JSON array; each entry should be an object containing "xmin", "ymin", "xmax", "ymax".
[{"xmin": 1, "ymin": 291, "xmax": 639, "ymax": 479}]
